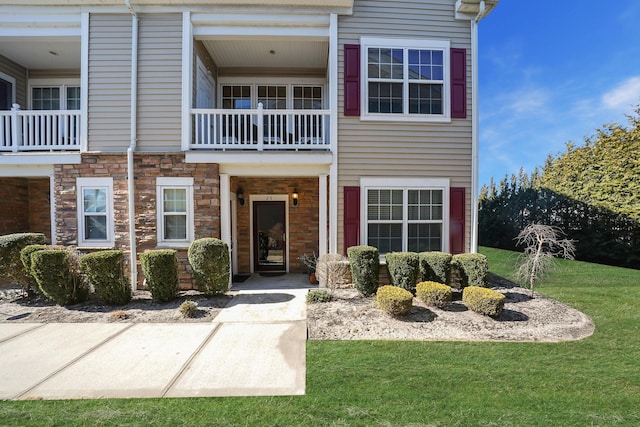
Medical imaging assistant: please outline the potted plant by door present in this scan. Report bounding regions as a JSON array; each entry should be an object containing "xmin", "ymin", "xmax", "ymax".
[{"xmin": 298, "ymin": 252, "xmax": 318, "ymax": 284}]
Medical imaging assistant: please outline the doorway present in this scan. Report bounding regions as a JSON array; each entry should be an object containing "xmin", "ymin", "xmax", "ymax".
[
  {"xmin": 0, "ymin": 78, "xmax": 12, "ymax": 110},
  {"xmin": 253, "ymin": 200, "xmax": 286, "ymax": 272}
]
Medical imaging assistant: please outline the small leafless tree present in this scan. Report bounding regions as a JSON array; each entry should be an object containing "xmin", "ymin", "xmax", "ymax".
[{"xmin": 514, "ymin": 224, "xmax": 575, "ymax": 298}]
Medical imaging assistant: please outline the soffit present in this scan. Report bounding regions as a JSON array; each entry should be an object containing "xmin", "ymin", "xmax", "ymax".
[{"xmin": 203, "ymin": 39, "xmax": 328, "ymax": 69}]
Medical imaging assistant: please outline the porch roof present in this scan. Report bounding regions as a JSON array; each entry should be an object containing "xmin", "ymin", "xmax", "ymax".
[{"xmin": 4, "ymin": 0, "xmax": 354, "ymax": 8}]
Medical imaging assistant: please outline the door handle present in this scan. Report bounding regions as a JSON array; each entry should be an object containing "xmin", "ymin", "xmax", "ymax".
[{"xmin": 282, "ymin": 233, "xmax": 286, "ymax": 242}]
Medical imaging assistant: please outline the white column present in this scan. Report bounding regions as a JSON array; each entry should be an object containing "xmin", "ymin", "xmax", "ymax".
[
  {"xmin": 220, "ymin": 173, "xmax": 231, "ymax": 244},
  {"xmin": 319, "ymin": 174, "xmax": 328, "ymax": 255},
  {"xmin": 181, "ymin": 12, "xmax": 193, "ymax": 151}
]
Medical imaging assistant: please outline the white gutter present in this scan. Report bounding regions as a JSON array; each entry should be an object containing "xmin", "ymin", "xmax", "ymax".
[
  {"xmin": 125, "ymin": 0, "xmax": 138, "ymax": 290},
  {"xmin": 470, "ymin": 1, "xmax": 485, "ymax": 253}
]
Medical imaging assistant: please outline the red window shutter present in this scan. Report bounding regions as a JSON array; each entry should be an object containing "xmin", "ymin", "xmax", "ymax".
[
  {"xmin": 343, "ymin": 186, "xmax": 361, "ymax": 254},
  {"xmin": 449, "ymin": 187, "xmax": 466, "ymax": 254},
  {"xmin": 450, "ymin": 48, "xmax": 467, "ymax": 119},
  {"xmin": 344, "ymin": 44, "xmax": 361, "ymax": 116}
]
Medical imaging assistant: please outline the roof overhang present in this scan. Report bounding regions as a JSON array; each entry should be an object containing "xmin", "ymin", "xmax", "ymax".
[
  {"xmin": 455, "ymin": 0, "xmax": 499, "ymax": 21},
  {"xmin": 0, "ymin": 0, "xmax": 354, "ymax": 7}
]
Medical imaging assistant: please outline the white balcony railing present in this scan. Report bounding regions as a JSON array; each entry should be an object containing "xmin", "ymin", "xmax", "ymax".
[
  {"xmin": 191, "ymin": 104, "xmax": 330, "ymax": 151},
  {"xmin": 0, "ymin": 104, "xmax": 81, "ymax": 152}
]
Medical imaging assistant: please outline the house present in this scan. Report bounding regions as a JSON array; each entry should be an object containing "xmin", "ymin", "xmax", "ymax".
[{"xmin": 0, "ymin": 0, "xmax": 498, "ymax": 288}]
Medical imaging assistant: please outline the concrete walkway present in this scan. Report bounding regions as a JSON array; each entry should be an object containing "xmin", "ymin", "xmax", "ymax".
[{"xmin": 0, "ymin": 274, "xmax": 311, "ymax": 400}]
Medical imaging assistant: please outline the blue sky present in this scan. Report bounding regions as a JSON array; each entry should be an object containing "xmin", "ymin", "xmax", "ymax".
[{"xmin": 478, "ymin": 1, "xmax": 640, "ymax": 187}]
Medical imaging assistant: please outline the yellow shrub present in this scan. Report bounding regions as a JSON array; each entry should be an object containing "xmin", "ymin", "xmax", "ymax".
[
  {"xmin": 375, "ymin": 285, "xmax": 413, "ymax": 316},
  {"xmin": 416, "ymin": 281, "xmax": 452, "ymax": 308},
  {"xmin": 462, "ymin": 286, "xmax": 505, "ymax": 317}
]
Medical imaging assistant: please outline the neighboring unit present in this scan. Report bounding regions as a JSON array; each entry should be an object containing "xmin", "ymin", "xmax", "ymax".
[{"xmin": 0, "ymin": 0, "xmax": 498, "ymax": 288}]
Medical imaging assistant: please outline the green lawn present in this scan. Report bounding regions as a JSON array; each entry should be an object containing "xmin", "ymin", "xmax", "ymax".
[{"xmin": 2, "ymin": 247, "xmax": 639, "ymax": 426}]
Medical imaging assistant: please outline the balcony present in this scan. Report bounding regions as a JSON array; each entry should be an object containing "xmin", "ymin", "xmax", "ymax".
[
  {"xmin": 190, "ymin": 104, "xmax": 330, "ymax": 151},
  {"xmin": 0, "ymin": 105, "xmax": 81, "ymax": 152}
]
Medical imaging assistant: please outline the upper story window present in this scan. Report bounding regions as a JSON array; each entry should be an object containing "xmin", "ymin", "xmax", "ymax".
[
  {"xmin": 360, "ymin": 38, "xmax": 450, "ymax": 122},
  {"xmin": 219, "ymin": 83, "xmax": 324, "ymax": 110},
  {"xmin": 30, "ymin": 80, "xmax": 81, "ymax": 111}
]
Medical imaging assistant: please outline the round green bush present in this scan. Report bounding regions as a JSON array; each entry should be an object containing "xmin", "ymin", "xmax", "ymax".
[
  {"xmin": 347, "ymin": 245, "xmax": 380, "ymax": 296},
  {"xmin": 375, "ymin": 285, "xmax": 413, "ymax": 316},
  {"xmin": 20, "ymin": 244, "xmax": 48, "ymax": 295},
  {"xmin": 140, "ymin": 249, "xmax": 178, "ymax": 302},
  {"xmin": 462, "ymin": 286, "xmax": 505, "ymax": 317},
  {"xmin": 419, "ymin": 251, "xmax": 452, "ymax": 284},
  {"xmin": 0, "ymin": 233, "xmax": 47, "ymax": 290},
  {"xmin": 385, "ymin": 252, "xmax": 419, "ymax": 292},
  {"xmin": 187, "ymin": 238, "xmax": 230, "ymax": 295},
  {"xmin": 30, "ymin": 248, "xmax": 89, "ymax": 305},
  {"xmin": 80, "ymin": 250, "xmax": 131, "ymax": 305},
  {"xmin": 452, "ymin": 253, "xmax": 489, "ymax": 288},
  {"xmin": 416, "ymin": 281, "xmax": 452, "ymax": 308}
]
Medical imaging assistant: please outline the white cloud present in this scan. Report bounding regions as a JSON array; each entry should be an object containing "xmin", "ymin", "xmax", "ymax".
[{"xmin": 602, "ymin": 76, "xmax": 640, "ymax": 110}]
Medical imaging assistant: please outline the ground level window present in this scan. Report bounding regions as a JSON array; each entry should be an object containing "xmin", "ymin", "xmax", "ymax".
[
  {"xmin": 363, "ymin": 180, "xmax": 447, "ymax": 253},
  {"xmin": 156, "ymin": 177, "xmax": 194, "ymax": 247},
  {"xmin": 77, "ymin": 178, "xmax": 114, "ymax": 248}
]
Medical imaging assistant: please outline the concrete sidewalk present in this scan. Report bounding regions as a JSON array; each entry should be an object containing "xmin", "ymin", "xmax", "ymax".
[{"xmin": 0, "ymin": 275, "xmax": 309, "ymax": 400}]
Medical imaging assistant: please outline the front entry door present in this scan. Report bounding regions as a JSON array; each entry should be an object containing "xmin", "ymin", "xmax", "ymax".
[
  {"xmin": 0, "ymin": 78, "xmax": 11, "ymax": 110},
  {"xmin": 253, "ymin": 201, "xmax": 286, "ymax": 272}
]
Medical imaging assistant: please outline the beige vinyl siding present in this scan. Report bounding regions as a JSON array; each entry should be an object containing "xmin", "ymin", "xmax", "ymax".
[
  {"xmin": 0, "ymin": 54, "xmax": 27, "ymax": 108},
  {"xmin": 29, "ymin": 70, "xmax": 81, "ymax": 79},
  {"xmin": 88, "ymin": 14, "xmax": 132, "ymax": 152},
  {"xmin": 136, "ymin": 13, "xmax": 182, "ymax": 152},
  {"xmin": 337, "ymin": 0, "xmax": 473, "ymax": 252}
]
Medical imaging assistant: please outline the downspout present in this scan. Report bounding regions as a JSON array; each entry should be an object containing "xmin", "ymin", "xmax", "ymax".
[
  {"xmin": 470, "ymin": 1, "xmax": 486, "ymax": 253},
  {"xmin": 125, "ymin": 0, "xmax": 138, "ymax": 290}
]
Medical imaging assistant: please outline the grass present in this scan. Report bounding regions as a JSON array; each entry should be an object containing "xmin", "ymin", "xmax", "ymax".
[{"xmin": 1, "ymin": 246, "xmax": 639, "ymax": 426}]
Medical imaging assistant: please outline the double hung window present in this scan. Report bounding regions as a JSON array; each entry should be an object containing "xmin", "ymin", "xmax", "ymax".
[
  {"xmin": 362, "ymin": 178, "xmax": 449, "ymax": 254},
  {"xmin": 77, "ymin": 178, "xmax": 114, "ymax": 247},
  {"xmin": 361, "ymin": 38, "xmax": 450, "ymax": 121},
  {"xmin": 156, "ymin": 178, "xmax": 194, "ymax": 246}
]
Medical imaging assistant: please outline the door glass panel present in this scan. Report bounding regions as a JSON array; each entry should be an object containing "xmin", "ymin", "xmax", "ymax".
[{"xmin": 255, "ymin": 202, "xmax": 286, "ymax": 271}]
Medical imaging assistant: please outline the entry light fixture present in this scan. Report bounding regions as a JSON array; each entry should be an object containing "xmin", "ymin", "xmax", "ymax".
[
  {"xmin": 292, "ymin": 189, "xmax": 299, "ymax": 207},
  {"xmin": 237, "ymin": 188, "xmax": 245, "ymax": 206}
]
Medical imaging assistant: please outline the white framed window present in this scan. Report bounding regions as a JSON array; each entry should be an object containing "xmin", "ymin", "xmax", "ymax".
[
  {"xmin": 77, "ymin": 177, "xmax": 114, "ymax": 248},
  {"xmin": 29, "ymin": 79, "xmax": 81, "ymax": 111},
  {"xmin": 361, "ymin": 177, "xmax": 449, "ymax": 254},
  {"xmin": 156, "ymin": 177, "xmax": 194, "ymax": 247},
  {"xmin": 218, "ymin": 79, "xmax": 326, "ymax": 110},
  {"xmin": 360, "ymin": 37, "xmax": 450, "ymax": 122}
]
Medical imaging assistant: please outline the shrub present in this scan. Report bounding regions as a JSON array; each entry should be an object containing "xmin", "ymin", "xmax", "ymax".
[
  {"xmin": 0, "ymin": 233, "xmax": 47, "ymax": 290},
  {"xmin": 79, "ymin": 250, "xmax": 131, "ymax": 305},
  {"xmin": 179, "ymin": 300, "xmax": 199, "ymax": 318},
  {"xmin": 30, "ymin": 248, "xmax": 89, "ymax": 305},
  {"xmin": 140, "ymin": 249, "xmax": 178, "ymax": 302},
  {"xmin": 306, "ymin": 288, "xmax": 333, "ymax": 303},
  {"xmin": 462, "ymin": 286, "xmax": 505, "ymax": 317},
  {"xmin": 20, "ymin": 244, "xmax": 48, "ymax": 294},
  {"xmin": 416, "ymin": 281, "xmax": 452, "ymax": 309},
  {"xmin": 452, "ymin": 253, "xmax": 489, "ymax": 288},
  {"xmin": 188, "ymin": 238, "xmax": 230, "ymax": 295},
  {"xmin": 347, "ymin": 245, "xmax": 380, "ymax": 296},
  {"xmin": 385, "ymin": 252, "xmax": 419, "ymax": 292},
  {"xmin": 375, "ymin": 285, "xmax": 414, "ymax": 316},
  {"xmin": 419, "ymin": 251, "xmax": 452, "ymax": 284}
]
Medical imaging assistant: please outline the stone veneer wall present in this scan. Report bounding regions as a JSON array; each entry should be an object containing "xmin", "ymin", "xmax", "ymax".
[
  {"xmin": 55, "ymin": 153, "xmax": 220, "ymax": 289},
  {"xmin": 232, "ymin": 177, "xmax": 319, "ymax": 274},
  {"xmin": 0, "ymin": 177, "xmax": 51, "ymax": 241}
]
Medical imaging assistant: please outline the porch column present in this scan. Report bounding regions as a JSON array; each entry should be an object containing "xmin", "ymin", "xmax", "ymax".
[
  {"xmin": 220, "ymin": 173, "xmax": 231, "ymax": 244},
  {"xmin": 319, "ymin": 173, "xmax": 328, "ymax": 255}
]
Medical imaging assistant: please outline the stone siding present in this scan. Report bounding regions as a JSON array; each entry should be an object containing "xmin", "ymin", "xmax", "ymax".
[{"xmin": 54, "ymin": 153, "xmax": 220, "ymax": 289}]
